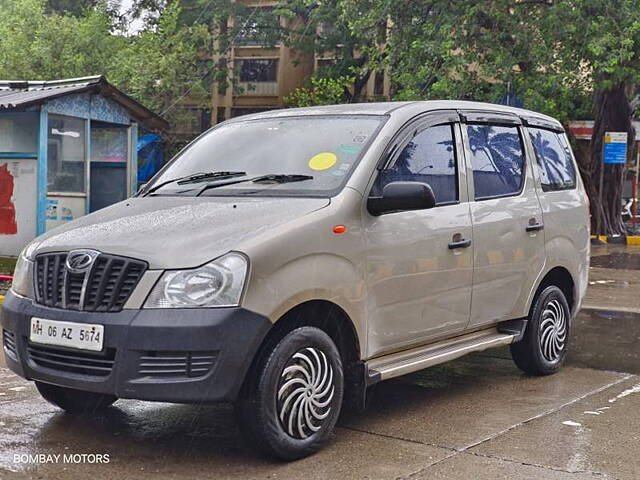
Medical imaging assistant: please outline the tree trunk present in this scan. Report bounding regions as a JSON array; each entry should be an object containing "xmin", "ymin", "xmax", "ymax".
[{"xmin": 583, "ymin": 83, "xmax": 635, "ymax": 235}]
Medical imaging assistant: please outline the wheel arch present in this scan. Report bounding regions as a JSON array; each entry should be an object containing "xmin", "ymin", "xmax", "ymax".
[
  {"xmin": 529, "ymin": 266, "xmax": 576, "ymax": 316},
  {"xmin": 264, "ymin": 300, "xmax": 361, "ymax": 364},
  {"xmin": 238, "ymin": 300, "xmax": 363, "ymax": 402}
]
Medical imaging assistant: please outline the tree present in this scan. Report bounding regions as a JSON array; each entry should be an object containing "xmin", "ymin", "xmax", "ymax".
[
  {"xmin": 284, "ymin": 76, "xmax": 355, "ymax": 107},
  {"xmin": 548, "ymin": 1, "xmax": 640, "ymax": 235},
  {"xmin": 0, "ymin": 0, "xmax": 212, "ymax": 154},
  {"xmin": 108, "ymin": 1, "xmax": 211, "ymax": 152},
  {"xmin": 343, "ymin": 0, "xmax": 637, "ymax": 235},
  {"xmin": 277, "ymin": 0, "xmax": 386, "ymax": 102},
  {"xmin": 0, "ymin": 0, "xmax": 123, "ymax": 80}
]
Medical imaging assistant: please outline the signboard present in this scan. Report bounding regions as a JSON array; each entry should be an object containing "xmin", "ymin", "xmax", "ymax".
[{"xmin": 603, "ymin": 132, "xmax": 628, "ymax": 164}]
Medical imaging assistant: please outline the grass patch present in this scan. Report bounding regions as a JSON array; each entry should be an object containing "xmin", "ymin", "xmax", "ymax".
[{"xmin": 0, "ymin": 257, "xmax": 17, "ymax": 275}]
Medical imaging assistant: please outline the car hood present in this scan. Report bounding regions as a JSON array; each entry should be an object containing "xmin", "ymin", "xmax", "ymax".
[{"xmin": 32, "ymin": 196, "xmax": 330, "ymax": 269}]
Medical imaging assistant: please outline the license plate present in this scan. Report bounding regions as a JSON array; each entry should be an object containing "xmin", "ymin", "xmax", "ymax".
[{"xmin": 29, "ymin": 317, "xmax": 104, "ymax": 352}]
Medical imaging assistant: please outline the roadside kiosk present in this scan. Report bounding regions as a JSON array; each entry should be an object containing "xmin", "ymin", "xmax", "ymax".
[{"xmin": 0, "ymin": 76, "xmax": 168, "ymax": 256}]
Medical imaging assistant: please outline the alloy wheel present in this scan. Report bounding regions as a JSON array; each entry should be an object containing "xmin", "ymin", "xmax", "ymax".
[
  {"xmin": 277, "ymin": 347, "xmax": 335, "ymax": 439},
  {"xmin": 539, "ymin": 299, "xmax": 567, "ymax": 362}
]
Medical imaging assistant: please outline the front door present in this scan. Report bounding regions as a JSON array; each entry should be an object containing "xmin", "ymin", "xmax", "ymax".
[
  {"xmin": 364, "ymin": 114, "xmax": 474, "ymax": 358},
  {"xmin": 461, "ymin": 114, "xmax": 546, "ymax": 328}
]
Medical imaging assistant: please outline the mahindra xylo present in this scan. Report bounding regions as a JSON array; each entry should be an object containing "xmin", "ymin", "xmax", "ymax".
[{"xmin": 2, "ymin": 101, "xmax": 589, "ymax": 459}]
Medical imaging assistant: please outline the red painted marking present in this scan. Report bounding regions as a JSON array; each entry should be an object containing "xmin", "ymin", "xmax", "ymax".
[{"xmin": 0, "ymin": 164, "xmax": 17, "ymax": 235}]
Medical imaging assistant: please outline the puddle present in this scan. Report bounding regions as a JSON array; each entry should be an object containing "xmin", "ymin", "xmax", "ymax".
[
  {"xmin": 590, "ymin": 252, "xmax": 640, "ymax": 270},
  {"xmin": 608, "ymin": 383, "xmax": 640, "ymax": 404},
  {"xmin": 562, "ymin": 420, "xmax": 582, "ymax": 427}
]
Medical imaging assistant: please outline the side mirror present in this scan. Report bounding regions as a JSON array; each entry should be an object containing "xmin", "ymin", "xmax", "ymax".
[{"xmin": 367, "ymin": 181, "xmax": 436, "ymax": 216}]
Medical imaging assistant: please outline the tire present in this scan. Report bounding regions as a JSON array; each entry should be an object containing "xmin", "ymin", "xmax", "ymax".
[
  {"xmin": 35, "ymin": 381, "xmax": 117, "ymax": 413},
  {"xmin": 510, "ymin": 285, "xmax": 571, "ymax": 376},
  {"xmin": 235, "ymin": 326, "xmax": 344, "ymax": 460}
]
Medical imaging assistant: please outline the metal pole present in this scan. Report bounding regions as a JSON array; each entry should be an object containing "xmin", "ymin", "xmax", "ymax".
[
  {"xmin": 633, "ymin": 147, "xmax": 639, "ymax": 227},
  {"xmin": 599, "ymin": 155, "xmax": 605, "ymax": 235}
]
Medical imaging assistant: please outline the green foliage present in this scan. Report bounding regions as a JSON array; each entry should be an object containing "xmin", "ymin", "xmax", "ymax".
[
  {"xmin": 0, "ymin": 0, "xmax": 212, "ymax": 153},
  {"xmin": 109, "ymin": 2, "xmax": 210, "ymax": 121},
  {"xmin": 284, "ymin": 76, "xmax": 355, "ymax": 107},
  {"xmin": 278, "ymin": 0, "xmax": 384, "ymax": 100},
  {"xmin": 0, "ymin": 0, "xmax": 123, "ymax": 80}
]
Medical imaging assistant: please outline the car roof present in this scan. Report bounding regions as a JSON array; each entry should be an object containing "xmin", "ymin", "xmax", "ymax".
[{"xmin": 228, "ymin": 100, "xmax": 563, "ymax": 130}]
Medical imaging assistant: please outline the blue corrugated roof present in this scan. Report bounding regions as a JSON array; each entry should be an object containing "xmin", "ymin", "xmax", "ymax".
[{"xmin": 0, "ymin": 76, "xmax": 168, "ymax": 130}]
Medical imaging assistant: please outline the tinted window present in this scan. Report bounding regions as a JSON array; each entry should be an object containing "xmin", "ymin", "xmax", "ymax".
[
  {"xmin": 467, "ymin": 124, "xmax": 525, "ymax": 200},
  {"xmin": 375, "ymin": 124, "xmax": 458, "ymax": 205},
  {"xmin": 528, "ymin": 128, "xmax": 576, "ymax": 191}
]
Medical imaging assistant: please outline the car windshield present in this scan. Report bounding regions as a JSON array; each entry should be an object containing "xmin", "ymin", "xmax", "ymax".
[{"xmin": 146, "ymin": 115, "xmax": 386, "ymax": 197}]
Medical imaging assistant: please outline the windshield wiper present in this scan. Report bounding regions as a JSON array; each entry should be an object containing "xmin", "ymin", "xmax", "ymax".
[
  {"xmin": 196, "ymin": 174, "xmax": 314, "ymax": 196},
  {"xmin": 141, "ymin": 171, "xmax": 247, "ymax": 196}
]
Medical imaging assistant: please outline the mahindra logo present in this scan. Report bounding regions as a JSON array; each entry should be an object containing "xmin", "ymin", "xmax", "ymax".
[{"xmin": 65, "ymin": 249, "xmax": 100, "ymax": 273}]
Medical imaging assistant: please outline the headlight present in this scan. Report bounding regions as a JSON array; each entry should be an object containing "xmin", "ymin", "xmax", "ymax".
[
  {"xmin": 11, "ymin": 251, "xmax": 33, "ymax": 298},
  {"xmin": 144, "ymin": 253, "xmax": 248, "ymax": 308}
]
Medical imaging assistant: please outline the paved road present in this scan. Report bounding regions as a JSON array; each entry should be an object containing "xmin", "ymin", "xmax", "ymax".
[{"xmin": 0, "ymin": 245, "xmax": 638, "ymax": 479}]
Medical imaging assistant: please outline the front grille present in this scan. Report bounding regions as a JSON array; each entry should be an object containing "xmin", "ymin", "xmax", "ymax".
[
  {"xmin": 3, "ymin": 330, "xmax": 17, "ymax": 361},
  {"xmin": 138, "ymin": 351, "xmax": 218, "ymax": 378},
  {"xmin": 35, "ymin": 252, "xmax": 147, "ymax": 312},
  {"xmin": 27, "ymin": 342, "xmax": 116, "ymax": 377}
]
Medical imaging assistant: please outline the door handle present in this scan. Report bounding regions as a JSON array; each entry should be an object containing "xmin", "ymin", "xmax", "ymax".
[
  {"xmin": 526, "ymin": 219, "xmax": 544, "ymax": 232},
  {"xmin": 448, "ymin": 238, "xmax": 472, "ymax": 249}
]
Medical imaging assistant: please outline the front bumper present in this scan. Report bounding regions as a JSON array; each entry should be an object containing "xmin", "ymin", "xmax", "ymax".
[{"xmin": 0, "ymin": 291, "xmax": 271, "ymax": 403}]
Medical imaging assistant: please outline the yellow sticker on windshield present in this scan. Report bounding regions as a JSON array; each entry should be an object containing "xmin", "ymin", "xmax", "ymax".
[{"xmin": 309, "ymin": 152, "xmax": 338, "ymax": 171}]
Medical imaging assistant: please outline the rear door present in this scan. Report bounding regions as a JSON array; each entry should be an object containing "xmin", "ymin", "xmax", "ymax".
[
  {"xmin": 525, "ymin": 124, "xmax": 590, "ymax": 309},
  {"xmin": 460, "ymin": 112, "xmax": 546, "ymax": 328},
  {"xmin": 364, "ymin": 112, "xmax": 474, "ymax": 357}
]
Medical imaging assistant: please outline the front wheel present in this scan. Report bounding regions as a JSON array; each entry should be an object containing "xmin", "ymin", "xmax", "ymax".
[
  {"xmin": 35, "ymin": 381, "xmax": 117, "ymax": 413},
  {"xmin": 235, "ymin": 326, "xmax": 344, "ymax": 460},
  {"xmin": 510, "ymin": 285, "xmax": 571, "ymax": 375}
]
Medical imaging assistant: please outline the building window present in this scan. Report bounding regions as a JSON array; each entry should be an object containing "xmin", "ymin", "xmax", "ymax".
[
  {"xmin": 230, "ymin": 107, "xmax": 277, "ymax": 119},
  {"xmin": 174, "ymin": 108, "xmax": 210, "ymax": 134},
  {"xmin": 47, "ymin": 115, "xmax": 86, "ymax": 194},
  {"xmin": 374, "ymin": 71, "xmax": 385, "ymax": 96},
  {"xmin": 0, "ymin": 112, "xmax": 38, "ymax": 153},
  {"xmin": 217, "ymin": 107, "xmax": 227, "ymax": 124},
  {"xmin": 235, "ymin": 8, "xmax": 281, "ymax": 46},
  {"xmin": 238, "ymin": 59, "xmax": 278, "ymax": 83},
  {"xmin": 316, "ymin": 58, "xmax": 336, "ymax": 74}
]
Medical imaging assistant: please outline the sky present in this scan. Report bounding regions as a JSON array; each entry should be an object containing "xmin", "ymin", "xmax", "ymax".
[{"xmin": 119, "ymin": 0, "xmax": 145, "ymax": 34}]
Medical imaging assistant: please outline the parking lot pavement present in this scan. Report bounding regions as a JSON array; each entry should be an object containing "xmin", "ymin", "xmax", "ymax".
[
  {"xmin": 1, "ymin": 347, "xmax": 638, "ymax": 480},
  {"xmin": 0, "ymin": 244, "xmax": 638, "ymax": 479}
]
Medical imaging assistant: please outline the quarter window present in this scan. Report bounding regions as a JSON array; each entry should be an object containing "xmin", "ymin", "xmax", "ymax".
[
  {"xmin": 466, "ymin": 124, "xmax": 525, "ymax": 200},
  {"xmin": 376, "ymin": 124, "xmax": 458, "ymax": 205},
  {"xmin": 528, "ymin": 128, "xmax": 576, "ymax": 191}
]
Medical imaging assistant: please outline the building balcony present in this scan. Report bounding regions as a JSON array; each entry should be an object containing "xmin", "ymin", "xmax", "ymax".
[{"xmin": 234, "ymin": 82, "xmax": 279, "ymax": 97}]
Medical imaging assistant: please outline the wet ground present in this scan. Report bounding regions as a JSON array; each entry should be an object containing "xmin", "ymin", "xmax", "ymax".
[{"xmin": 0, "ymin": 245, "xmax": 638, "ymax": 479}]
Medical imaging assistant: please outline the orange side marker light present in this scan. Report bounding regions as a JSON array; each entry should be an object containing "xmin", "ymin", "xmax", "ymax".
[{"xmin": 333, "ymin": 225, "xmax": 347, "ymax": 234}]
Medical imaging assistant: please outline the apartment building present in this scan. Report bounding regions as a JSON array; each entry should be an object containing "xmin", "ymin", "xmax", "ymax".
[
  {"xmin": 210, "ymin": 0, "xmax": 390, "ymax": 126},
  {"xmin": 210, "ymin": 0, "xmax": 313, "ymax": 124}
]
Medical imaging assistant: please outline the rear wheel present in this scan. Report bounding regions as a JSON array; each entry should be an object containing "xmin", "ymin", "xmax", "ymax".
[
  {"xmin": 235, "ymin": 326, "xmax": 344, "ymax": 460},
  {"xmin": 510, "ymin": 285, "xmax": 570, "ymax": 375},
  {"xmin": 35, "ymin": 381, "xmax": 117, "ymax": 413}
]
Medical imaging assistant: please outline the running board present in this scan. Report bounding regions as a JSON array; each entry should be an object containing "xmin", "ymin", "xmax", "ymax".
[{"xmin": 367, "ymin": 328, "xmax": 517, "ymax": 383}]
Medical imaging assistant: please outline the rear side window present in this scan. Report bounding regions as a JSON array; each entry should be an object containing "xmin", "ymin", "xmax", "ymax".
[
  {"xmin": 466, "ymin": 124, "xmax": 525, "ymax": 200},
  {"xmin": 528, "ymin": 128, "xmax": 576, "ymax": 191},
  {"xmin": 376, "ymin": 124, "xmax": 458, "ymax": 205}
]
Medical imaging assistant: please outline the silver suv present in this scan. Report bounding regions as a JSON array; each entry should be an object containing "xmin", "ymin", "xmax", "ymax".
[{"xmin": 3, "ymin": 101, "xmax": 589, "ymax": 459}]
